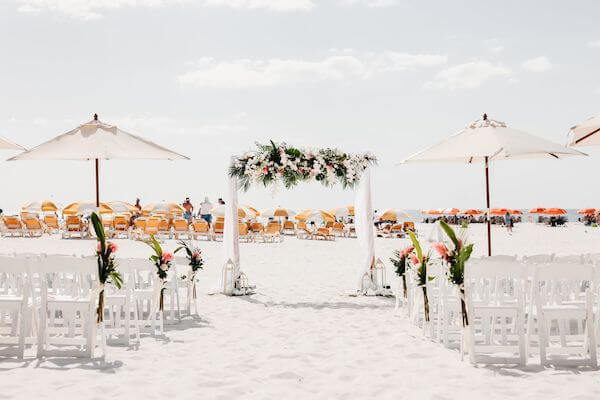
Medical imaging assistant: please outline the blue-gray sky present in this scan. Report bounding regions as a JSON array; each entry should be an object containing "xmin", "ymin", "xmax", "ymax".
[{"xmin": 1, "ymin": 0, "xmax": 599, "ymax": 212}]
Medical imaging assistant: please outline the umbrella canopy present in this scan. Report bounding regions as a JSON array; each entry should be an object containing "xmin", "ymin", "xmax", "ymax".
[
  {"xmin": 509, "ymin": 209, "xmax": 523, "ymax": 215},
  {"xmin": 330, "ymin": 205, "xmax": 355, "ymax": 218},
  {"xmin": 8, "ymin": 114, "xmax": 188, "ymax": 206},
  {"xmin": 143, "ymin": 202, "xmax": 185, "ymax": 216},
  {"xmin": 262, "ymin": 208, "xmax": 295, "ymax": 218},
  {"xmin": 544, "ymin": 208, "xmax": 567, "ymax": 215},
  {"xmin": 109, "ymin": 201, "xmax": 138, "ymax": 214},
  {"xmin": 567, "ymin": 115, "xmax": 600, "ymax": 147},
  {"xmin": 462, "ymin": 209, "xmax": 484, "ymax": 215},
  {"xmin": 442, "ymin": 207, "xmax": 460, "ymax": 215},
  {"xmin": 401, "ymin": 114, "xmax": 585, "ymax": 255},
  {"xmin": 63, "ymin": 201, "xmax": 113, "ymax": 216},
  {"xmin": 0, "ymin": 136, "xmax": 25, "ymax": 151},
  {"xmin": 577, "ymin": 208, "xmax": 596, "ymax": 215},
  {"xmin": 378, "ymin": 209, "xmax": 412, "ymax": 222},
  {"xmin": 21, "ymin": 200, "xmax": 59, "ymax": 213},
  {"xmin": 211, "ymin": 204, "xmax": 259, "ymax": 219},
  {"xmin": 295, "ymin": 209, "xmax": 335, "ymax": 223},
  {"xmin": 490, "ymin": 208, "xmax": 510, "ymax": 216},
  {"xmin": 529, "ymin": 207, "xmax": 546, "ymax": 214}
]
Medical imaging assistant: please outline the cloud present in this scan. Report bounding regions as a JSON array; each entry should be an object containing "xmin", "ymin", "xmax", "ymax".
[
  {"xmin": 178, "ymin": 52, "xmax": 447, "ymax": 88},
  {"xmin": 337, "ymin": 0, "xmax": 399, "ymax": 7},
  {"xmin": 424, "ymin": 61, "xmax": 511, "ymax": 90},
  {"xmin": 522, "ymin": 56, "xmax": 552, "ymax": 72},
  {"xmin": 484, "ymin": 39, "xmax": 504, "ymax": 54},
  {"xmin": 586, "ymin": 40, "xmax": 600, "ymax": 48},
  {"xmin": 15, "ymin": 0, "xmax": 314, "ymax": 19}
]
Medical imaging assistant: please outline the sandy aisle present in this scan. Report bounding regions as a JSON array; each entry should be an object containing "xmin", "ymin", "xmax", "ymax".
[{"xmin": 1, "ymin": 223, "xmax": 600, "ymax": 400}]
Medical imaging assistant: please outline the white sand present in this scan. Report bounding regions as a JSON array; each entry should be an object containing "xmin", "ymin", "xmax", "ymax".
[{"xmin": 1, "ymin": 222, "xmax": 600, "ymax": 400}]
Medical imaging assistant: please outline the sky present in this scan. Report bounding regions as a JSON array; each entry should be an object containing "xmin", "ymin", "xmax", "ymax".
[{"xmin": 1, "ymin": 0, "xmax": 599, "ymax": 213}]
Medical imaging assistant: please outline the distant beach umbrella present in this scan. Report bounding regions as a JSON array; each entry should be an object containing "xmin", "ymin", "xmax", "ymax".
[
  {"xmin": 489, "ymin": 208, "xmax": 510, "ymax": 216},
  {"xmin": 211, "ymin": 204, "xmax": 259, "ymax": 219},
  {"xmin": 529, "ymin": 207, "xmax": 547, "ymax": 214},
  {"xmin": 144, "ymin": 202, "xmax": 185, "ymax": 216},
  {"xmin": 109, "ymin": 201, "xmax": 138, "ymax": 214},
  {"xmin": 295, "ymin": 209, "xmax": 335, "ymax": 223},
  {"xmin": 401, "ymin": 114, "xmax": 585, "ymax": 255},
  {"xmin": 63, "ymin": 201, "xmax": 113, "ymax": 216},
  {"xmin": 442, "ymin": 207, "xmax": 460, "ymax": 215},
  {"xmin": 330, "ymin": 205, "xmax": 355, "ymax": 218},
  {"xmin": 262, "ymin": 208, "xmax": 295, "ymax": 218},
  {"xmin": 462, "ymin": 209, "xmax": 483, "ymax": 215},
  {"xmin": 509, "ymin": 209, "xmax": 523, "ymax": 215},
  {"xmin": 21, "ymin": 200, "xmax": 59, "ymax": 213},
  {"xmin": 8, "ymin": 114, "xmax": 188, "ymax": 207},
  {"xmin": 378, "ymin": 209, "xmax": 412, "ymax": 222},
  {"xmin": 567, "ymin": 115, "xmax": 600, "ymax": 147},
  {"xmin": 543, "ymin": 208, "xmax": 567, "ymax": 215},
  {"xmin": 577, "ymin": 208, "xmax": 596, "ymax": 215}
]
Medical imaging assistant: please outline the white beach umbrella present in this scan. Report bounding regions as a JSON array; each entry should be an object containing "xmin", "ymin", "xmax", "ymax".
[
  {"xmin": 0, "ymin": 136, "xmax": 25, "ymax": 151},
  {"xmin": 211, "ymin": 204, "xmax": 259, "ymax": 219},
  {"xmin": 378, "ymin": 209, "xmax": 412, "ymax": 222},
  {"xmin": 401, "ymin": 114, "xmax": 585, "ymax": 255},
  {"xmin": 108, "ymin": 201, "xmax": 138, "ymax": 214},
  {"xmin": 567, "ymin": 115, "xmax": 600, "ymax": 147},
  {"xmin": 8, "ymin": 114, "xmax": 188, "ymax": 206}
]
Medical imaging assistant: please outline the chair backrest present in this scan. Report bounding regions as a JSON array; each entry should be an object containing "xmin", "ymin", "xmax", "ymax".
[
  {"xmin": 158, "ymin": 219, "xmax": 170, "ymax": 231},
  {"xmin": 44, "ymin": 215, "xmax": 59, "ymax": 228},
  {"xmin": 239, "ymin": 223, "xmax": 249, "ymax": 235},
  {"xmin": 66, "ymin": 215, "xmax": 82, "ymax": 230},
  {"xmin": 145, "ymin": 218, "xmax": 160, "ymax": 233},
  {"xmin": 0, "ymin": 255, "xmax": 32, "ymax": 298},
  {"xmin": 391, "ymin": 224, "xmax": 403, "ymax": 232},
  {"xmin": 317, "ymin": 227, "xmax": 329, "ymax": 235},
  {"xmin": 325, "ymin": 221, "xmax": 333, "ymax": 228},
  {"xmin": 403, "ymin": 221, "xmax": 415, "ymax": 231},
  {"xmin": 265, "ymin": 224, "xmax": 280, "ymax": 234},
  {"xmin": 333, "ymin": 222, "xmax": 344, "ymax": 230},
  {"xmin": 297, "ymin": 221, "xmax": 307, "ymax": 230},
  {"xmin": 532, "ymin": 262, "xmax": 595, "ymax": 306},
  {"xmin": 214, "ymin": 222, "xmax": 224, "ymax": 234},
  {"xmin": 113, "ymin": 215, "xmax": 129, "ymax": 229},
  {"xmin": 250, "ymin": 222, "xmax": 264, "ymax": 232},
  {"xmin": 465, "ymin": 259, "xmax": 527, "ymax": 306},
  {"xmin": 173, "ymin": 219, "xmax": 189, "ymax": 231}
]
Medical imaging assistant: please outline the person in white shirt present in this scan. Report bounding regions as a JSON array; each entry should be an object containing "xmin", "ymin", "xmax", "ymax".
[{"xmin": 199, "ymin": 197, "xmax": 214, "ymax": 226}]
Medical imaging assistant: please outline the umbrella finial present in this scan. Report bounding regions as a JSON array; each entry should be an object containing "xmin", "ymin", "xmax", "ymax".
[
  {"xmin": 483, "ymin": 113, "xmax": 488, "ymax": 121},
  {"xmin": 93, "ymin": 113, "xmax": 98, "ymax": 121}
]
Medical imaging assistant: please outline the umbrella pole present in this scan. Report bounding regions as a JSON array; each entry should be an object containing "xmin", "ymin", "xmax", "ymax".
[
  {"xmin": 95, "ymin": 158, "xmax": 100, "ymax": 207},
  {"xmin": 485, "ymin": 156, "xmax": 491, "ymax": 256}
]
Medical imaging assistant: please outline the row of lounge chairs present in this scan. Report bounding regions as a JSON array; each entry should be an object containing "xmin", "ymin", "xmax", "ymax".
[
  {"xmin": 1, "ymin": 215, "xmax": 61, "ymax": 238},
  {"xmin": 376, "ymin": 221, "xmax": 417, "ymax": 238}
]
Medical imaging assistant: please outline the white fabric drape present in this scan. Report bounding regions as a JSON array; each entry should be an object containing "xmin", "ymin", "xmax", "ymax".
[
  {"xmin": 354, "ymin": 167, "xmax": 375, "ymax": 289},
  {"xmin": 223, "ymin": 173, "xmax": 240, "ymax": 278}
]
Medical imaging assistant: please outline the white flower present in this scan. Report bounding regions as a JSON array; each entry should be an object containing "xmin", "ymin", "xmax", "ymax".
[{"xmin": 160, "ymin": 263, "xmax": 169, "ymax": 271}]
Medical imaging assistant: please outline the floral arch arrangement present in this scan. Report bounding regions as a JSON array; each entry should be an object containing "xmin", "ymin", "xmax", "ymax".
[{"xmin": 229, "ymin": 141, "xmax": 377, "ymax": 191}]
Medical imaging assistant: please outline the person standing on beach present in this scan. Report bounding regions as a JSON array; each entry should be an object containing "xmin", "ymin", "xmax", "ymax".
[
  {"xmin": 199, "ymin": 197, "xmax": 213, "ymax": 227},
  {"xmin": 504, "ymin": 211, "xmax": 513, "ymax": 234},
  {"xmin": 183, "ymin": 197, "xmax": 194, "ymax": 222},
  {"xmin": 134, "ymin": 198, "xmax": 142, "ymax": 211}
]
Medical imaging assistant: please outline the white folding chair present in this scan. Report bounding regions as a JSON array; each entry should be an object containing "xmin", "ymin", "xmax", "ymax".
[
  {"xmin": 0, "ymin": 255, "xmax": 35, "ymax": 359},
  {"xmin": 35, "ymin": 255, "xmax": 104, "ymax": 358},
  {"xmin": 130, "ymin": 259, "xmax": 164, "ymax": 336},
  {"xmin": 529, "ymin": 262, "xmax": 597, "ymax": 367},
  {"xmin": 174, "ymin": 256, "xmax": 199, "ymax": 317},
  {"xmin": 464, "ymin": 259, "xmax": 527, "ymax": 365},
  {"xmin": 103, "ymin": 258, "xmax": 141, "ymax": 346}
]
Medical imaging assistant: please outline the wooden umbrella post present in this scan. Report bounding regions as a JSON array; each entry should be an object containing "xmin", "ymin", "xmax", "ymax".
[
  {"xmin": 485, "ymin": 156, "xmax": 491, "ymax": 256},
  {"xmin": 95, "ymin": 158, "xmax": 100, "ymax": 207}
]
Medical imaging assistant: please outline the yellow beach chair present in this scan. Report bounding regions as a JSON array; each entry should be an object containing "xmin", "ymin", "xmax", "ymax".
[
  {"xmin": 172, "ymin": 218, "xmax": 191, "ymax": 240},
  {"xmin": 2, "ymin": 216, "xmax": 24, "ymax": 237},
  {"xmin": 63, "ymin": 215, "xmax": 87, "ymax": 239},
  {"xmin": 23, "ymin": 216, "xmax": 45, "ymax": 237},
  {"xmin": 43, "ymin": 215, "xmax": 60, "ymax": 234},
  {"xmin": 191, "ymin": 219, "xmax": 211, "ymax": 241}
]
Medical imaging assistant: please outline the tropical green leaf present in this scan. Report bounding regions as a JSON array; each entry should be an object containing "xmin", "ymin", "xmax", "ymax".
[
  {"xmin": 90, "ymin": 212, "xmax": 105, "ymax": 250},
  {"xmin": 408, "ymin": 230, "xmax": 422, "ymax": 262},
  {"xmin": 439, "ymin": 220, "xmax": 458, "ymax": 248}
]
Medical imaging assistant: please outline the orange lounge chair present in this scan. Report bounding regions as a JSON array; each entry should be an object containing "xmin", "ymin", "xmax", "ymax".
[
  {"xmin": 212, "ymin": 221, "xmax": 225, "ymax": 241},
  {"xmin": 191, "ymin": 219, "xmax": 211, "ymax": 241},
  {"xmin": 157, "ymin": 218, "xmax": 171, "ymax": 239},
  {"xmin": 113, "ymin": 215, "xmax": 131, "ymax": 239},
  {"xmin": 2, "ymin": 216, "xmax": 24, "ymax": 237},
  {"xmin": 389, "ymin": 224, "xmax": 405, "ymax": 238},
  {"xmin": 139, "ymin": 217, "xmax": 160, "ymax": 241},
  {"xmin": 43, "ymin": 215, "xmax": 60, "ymax": 234},
  {"xmin": 63, "ymin": 215, "xmax": 88, "ymax": 239},
  {"xmin": 172, "ymin": 218, "xmax": 191, "ymax": 240},
  {"xmin": 23, "ymin": 216, "xmax": 45, "ymax": 237},
  {"xmin": 332, "ymin": 222, "xmax": 346, "ymax": 237},
  {"xmin": 314, "ymin": 227, "xmax": 335, "ymax": 241},
  {"xmin": 261, "ymin": 222, "xmax": 283, "ymax": 243},
  {"xmin": 238, "ymin": 223, "xmax": 252, "ymax": 242},
  {"xmin": 403, "ymin": 221, "xmax": 417, "ymax": 234},
  {"xmin": 282, "ymin": 220, "xmax": 296, "ymax": 235}
]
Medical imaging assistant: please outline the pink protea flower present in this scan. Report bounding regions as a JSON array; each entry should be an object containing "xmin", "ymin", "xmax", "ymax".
[
  {"xmin": 410, "ymin": 254, "xmax": 420, "ymax": 265},
  {"xmin": 192, "ymin": 251, "xmax": 201, "ymax": 260},
  {"xmin": 162, "ymin": 252, "xmax": 174, "ymax": 263},
  {"xmin": 262, "ymin": 167, "xmax": 269, "ymax": 175},
  {"xmin": 402, "ymin": 245, "xmax": 414, "ymax": 257},
  {"xmin": 433, "ymin": 242, "xmax": 448, "ymax": 260},
  {"xmin": 109, "ymin": 242, "xmax": 118, "ymax": 254}
]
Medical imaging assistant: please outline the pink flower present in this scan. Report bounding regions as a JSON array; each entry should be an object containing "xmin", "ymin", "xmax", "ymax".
[
  {"xmin": 109, "ymin": 242, "xmax": 118, "ymax": 253},
  {"xmin": 326, "ymin": 164, "xmax": 334, "ymax": 172},
  {"xmin": 433, "ymin": 242, "xmax": 448, "ymax": 260},
  {"xmin": 162, "ymin": 252, "xmax": 174, "ymax": 263},
  {"xmin": 401, "ymin": 245, "xmax": 414, "ymax": 258},
  {"xmin": 262, "ymin": 167, "xmax": 269, "ymax": 175},
  {"xmin": 192, "ymin": 251, "xmax": 201, "ymax": 260},
  {"xmin": 410, "ymin": 254, "xmax": 420, "ymax": 265}
]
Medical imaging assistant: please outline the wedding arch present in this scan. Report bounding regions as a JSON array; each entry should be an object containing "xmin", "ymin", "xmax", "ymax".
[{"xmin": 220, "ymin": 141, "xmax": 386, "ymax": 296}]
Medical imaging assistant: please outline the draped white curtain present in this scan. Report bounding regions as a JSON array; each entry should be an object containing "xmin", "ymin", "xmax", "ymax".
[
  {"xmin": 354, "ymin": 167, "xmax": 375, "ymax": 289},
  {"xmin": 224, "ymin": 173, "xmax": 240, "ymax": 278}
]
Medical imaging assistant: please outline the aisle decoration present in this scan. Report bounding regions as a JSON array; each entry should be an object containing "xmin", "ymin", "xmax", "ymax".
[
  {"xmin": 408, "ymin": 231, "xmax": 432, "ymax": 322},
  {"xmin": 147, "ymin": 235, "xmax": 174, "ymax": 312},
  {"xmin": 90, "ymin": 212, "xmax": 123, "ymax": 323},
  {"xmin": 229, "ymin": 140, "xmax": 376, "ymax": 191},
  {"xmin": 390, "ymin": 245, "xmax": 414, "ymax": 299},
  {"xmin": 434, "ymin": 221, "xmax": 474, "ymax": 327},
  {"xmin": 175, "ymin": 240, "xmax": 204, "ymax": 300}
]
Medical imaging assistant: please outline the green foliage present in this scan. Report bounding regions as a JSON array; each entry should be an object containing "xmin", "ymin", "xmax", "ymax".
[
  {"xmin": 390, "ymin": 250, "xmax": 408, "ymax": 277},
  {"xmin": 90, "ymin": 212, "xmax": 122, "ymax": 289},
  {"xmin": 439, "ymin": 220, "xmax": 474, "ymax": 287},
  {"xmin": 175, "ymin": 240, "xmax": 204, "ymax": 273}
]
